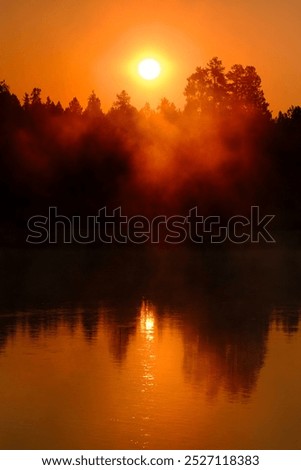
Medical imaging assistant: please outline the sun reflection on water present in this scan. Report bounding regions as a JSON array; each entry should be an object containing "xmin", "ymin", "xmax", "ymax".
[
  {"xmin": 132, "ymin": 299, "xmax": 158, "ymax": 447},
  {"xmin": 139, "ymin": 299, "xmax": 156, "ymax": 341}
]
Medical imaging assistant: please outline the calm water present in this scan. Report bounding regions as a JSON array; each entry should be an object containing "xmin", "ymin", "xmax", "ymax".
[{"xmin": 0, "ymin": 246, "xmax": 301, "ymax": 449}]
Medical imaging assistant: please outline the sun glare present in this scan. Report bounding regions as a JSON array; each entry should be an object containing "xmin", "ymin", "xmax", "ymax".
[{"xmin": 138, "ymin": 58, "xmax": 161, "ymax": 80}]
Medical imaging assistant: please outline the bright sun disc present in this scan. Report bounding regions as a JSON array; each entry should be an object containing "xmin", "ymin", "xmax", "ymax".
[{"xmin": 138, "ymin": 58, "xmax": 161, "ymax": 80}]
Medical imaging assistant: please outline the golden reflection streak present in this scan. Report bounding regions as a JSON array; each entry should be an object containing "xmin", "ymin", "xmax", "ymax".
[
  {"xmin": 134, "ymin": 299, "xmax": 157, "ymax": 447},
  {"xmin": 139, "ymin": 299, "xmax": 155, "ymax": 341}
]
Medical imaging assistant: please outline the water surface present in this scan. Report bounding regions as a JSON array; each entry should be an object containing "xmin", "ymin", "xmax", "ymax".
[{"xmin": 0, "ymin": 246, "xmax": 300, "ymax": 449}]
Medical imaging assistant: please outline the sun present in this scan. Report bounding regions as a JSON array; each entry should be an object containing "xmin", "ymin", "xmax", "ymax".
[{"xmin": 138, "ymin": 58, "xmax": 161, "ymax": 80}]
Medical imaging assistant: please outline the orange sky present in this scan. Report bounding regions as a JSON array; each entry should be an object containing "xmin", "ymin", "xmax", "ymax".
[{"xmin": 1, "ymin": 0, "xmax": 301, "ymax": 114}]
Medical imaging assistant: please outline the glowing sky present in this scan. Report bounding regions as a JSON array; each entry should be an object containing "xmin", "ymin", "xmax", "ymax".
[{"xmin": 0, "ymin": 0, "xmax": 301, "ymax": 114}]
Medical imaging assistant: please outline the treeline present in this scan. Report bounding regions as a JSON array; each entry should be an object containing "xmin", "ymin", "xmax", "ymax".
[{"xmin": 0, "ymin": 57, "xmax": 301, "ymax": 243}]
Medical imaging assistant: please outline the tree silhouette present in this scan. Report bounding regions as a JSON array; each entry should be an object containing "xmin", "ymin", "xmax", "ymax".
[
  {"xmin": 111, "ymin": 90, "xmax": 134, "ymax": 113},
  {"xmin": 226, "ymin": 64, "xmax": 270, "ymax": 117},
  {"xmin": 184, "ymin": 57, "xmax": 227, "ymax": 115},
  {"xmin": 30, "ymin": 87, "xmax": 42, "ymax": 107},
  {"xmin": 45, "ymin": 96, "xmax": 56, "ymax": 113},
  {"xmin": 0, "ymin": 80, "xmax": 21, "ymax": 123},
  {"xmin": 22, "ymin": 92, "xmax": 30, "ymax": 111},
  {"xmin": 0, "ymin": 80, "xmax": 10, "ymax": 94},
  {"xmin": 84, "ymin": 90, "xmax": 102, "ymax": 118},
  {"xmin": 109, "ymin": 90, "xmax": 138, "ymax": 126},
  {"xmin": 157, "ymin": 97, "xmax": 179, "ymax": 122},
  {"xmin": 67, "ymin": 97, "xmax": 83, "ymax": 116},
  {"xmin": 55, "ymin": 101, "xmax": 64, "ymax": 115},
  {"xmin": 185, "ymin": 57, "xmax": 271, "ymax": 118},
  {"xmin": 139, "ymin": 102, "xmax": 154, "ymax": 119}
]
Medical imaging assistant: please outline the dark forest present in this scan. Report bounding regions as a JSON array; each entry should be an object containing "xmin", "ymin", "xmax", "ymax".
[{"xmin": 1, "ymin": 57, "xmax": 301, "ymax": 245}]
